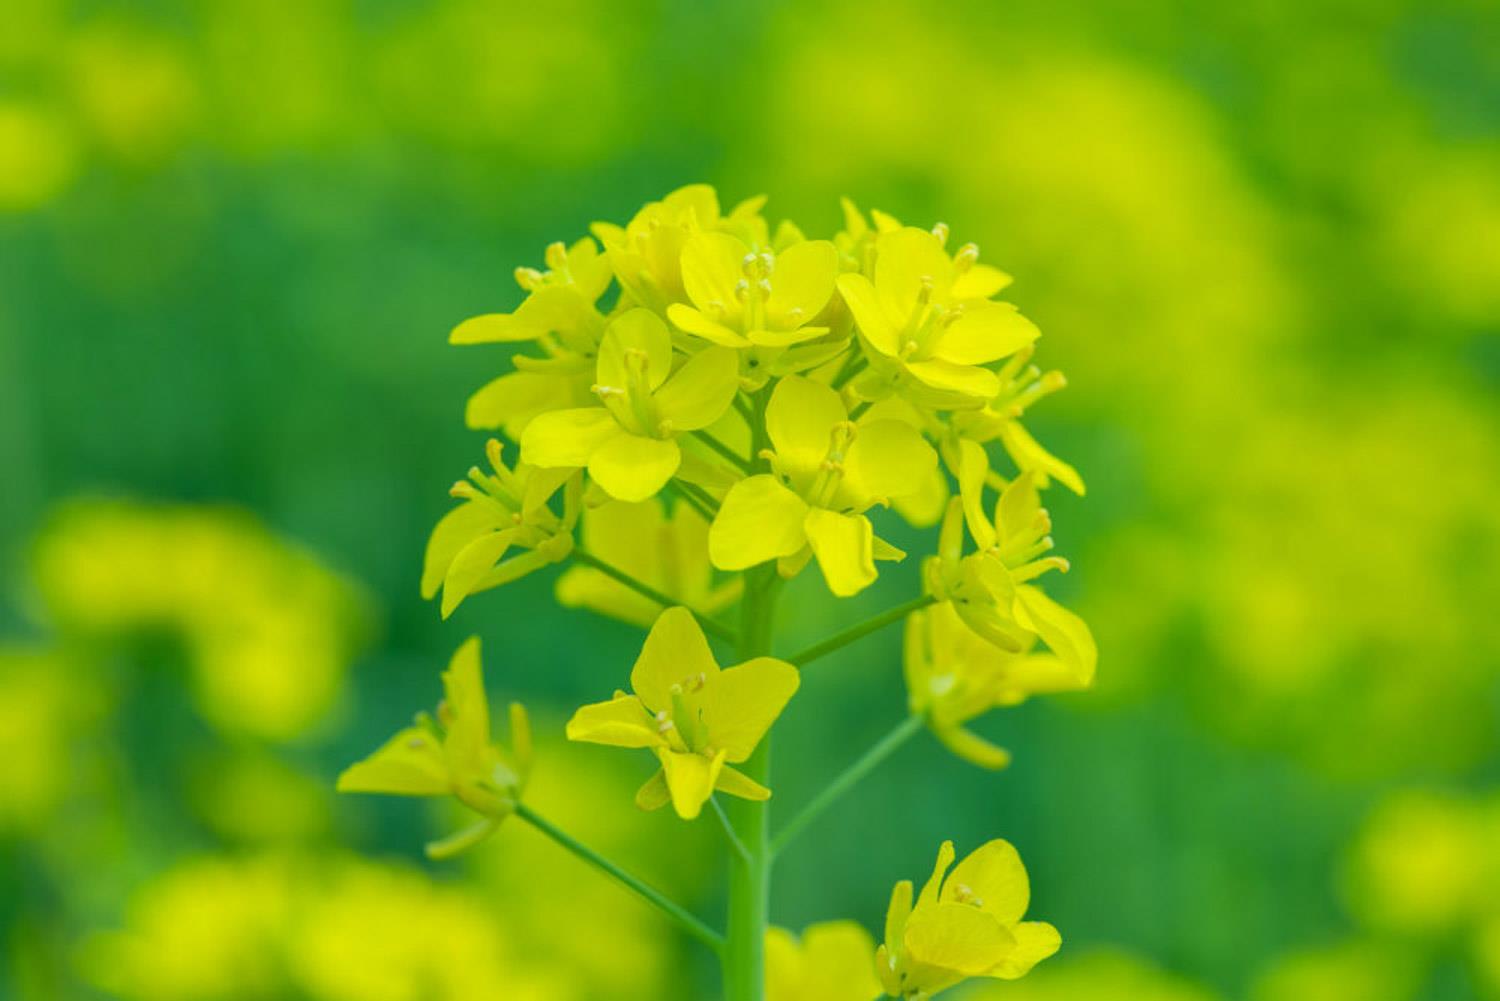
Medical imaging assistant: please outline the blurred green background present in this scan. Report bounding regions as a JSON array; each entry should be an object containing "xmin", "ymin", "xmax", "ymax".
[{"xmin": 2, "ymin": 0, "xmax": 1499, "ymax": 998}]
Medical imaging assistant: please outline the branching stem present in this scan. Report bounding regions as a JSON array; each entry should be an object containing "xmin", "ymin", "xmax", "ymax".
[
  {"xmin": 570, "ymin": 547, "xmax": 738, "ymax": 644},
  {"xmin": 787, "ymin": 594, "xmax": 937, "ymax": 667}
]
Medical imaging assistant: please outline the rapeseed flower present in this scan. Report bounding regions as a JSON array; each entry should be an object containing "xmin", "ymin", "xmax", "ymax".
[
  {"xmin": 521, "ymin": 308, "xmax": 739, "ymax": 501},
  {"xmin": 904, "ymin": 602, "xmax": 1093, "ymax": 769},
  {"xmin": 566, "ymin": 607, "xmax": 799, "ymax": 819},
  {"xmin": 338, "ymin": 638, "xmax": 532, "ymax": 858},
  {"xmin": 839, "ymin": 226, "xmax": 1038, "ymax": 408},
  {"xmin": 709, "ymin": 375, "xmax": 937, "ymax": 596},
  {"xmin": 949, "ymin": 346, "xmax": 1083, "ymax": 495},
  {"xmin": 422, "ymin": 438, "xmax": 578, "ymax": 618},
  {"xmin": 877, "ymin": 840, "xmax": 1059, "ymax": 998},
  {"xmin": 767, "ymin": 921, "xmax": 882, "ymax": 1001}
]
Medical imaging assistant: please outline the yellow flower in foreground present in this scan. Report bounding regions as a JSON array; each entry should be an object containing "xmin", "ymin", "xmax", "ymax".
[
  {"xmin": 767, "ymin": 921, "xmax": 882, "ymax": 1001},
  {"xmin": 521, "ymin": 308, "xmax": 740, "ymax": 501},
  {"xmin": 878, "ymin": 840, "xmax": 1060, "ymax": 999},
  {"xmin": 949, "ymin": 345, "xmax": 1083, "ymax": 495},
  {"xmin": 422, "ymin": 439, "xmax": 578, "ymax": 618},
  {"xmin": 709, "ymin": 375, "xmax": 937, "ymax": 596},
  {"xmin": 667, "ymin": 232, "xmax": 839, "ymax": 348},
  {"xmin": 338, "ymin": 638, "xmax": 532, "ymax": 858},
  {"xmin": 839, "ymin": 226, "xmax": 1038, "ymax": 407},
  {"xmin": 555, "ymin": 496, "xmax": 740, "ymax": 628},
  {"xmin": 566, "ymin": 607, "xmax": 799, "ymax": 819},
  {"xmin": 449, "ymin": 237, "xmax": 613, "ymax": 348},
  {"xmin": 904, "ymin": 602, "xmax": 1093, "ymax": 769}
]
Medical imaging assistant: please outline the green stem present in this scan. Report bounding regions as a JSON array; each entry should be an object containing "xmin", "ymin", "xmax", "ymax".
[
  {"xmin": 711, "ymin": 796, "xmax": 751, "ymax": 864},
  {"xmin": 847, "ymin": 399, "xmax": 872, "ymax": 421},
  {"xmin": 674, "ymin": 478, "xmax": 722, "ymax": 516},
  {"xmin": 692, "ymin": 429, "xmax": 753, "ymax": 473},
  {"xmin": 788, "ymin": 594, "xmax": 936, "ymax": 667},
  {"xmin": 770, "ymin": 714, "xmax": 924, "ymax": 856},
  {"xmin": 571, "ymin": 547, "xmax": 738, "ymax": 644},
  {"xmin": 725, "ymin": 385, "xmax": 777, "ymax": 1001},
  {"xmin": 672, "ymin": 479, "xmax": 718, "ymax": 521},
  {"xmin": 516, "ymin": 803, "xmax": 725, "ymax": 953},
  {"xmin": 831, "ymin": 351, "xmax": 868, "ymax": 390}
]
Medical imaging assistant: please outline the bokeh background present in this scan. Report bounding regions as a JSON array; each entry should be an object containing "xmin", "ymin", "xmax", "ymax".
[{"xmin": 3, "ymin": 0, "xmax": 1499, "ymax": 998}]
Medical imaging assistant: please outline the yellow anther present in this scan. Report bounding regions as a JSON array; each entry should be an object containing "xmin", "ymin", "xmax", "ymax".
[
  {"xmin": 514, "ymin": 266, "xmax": 544, "ymax": 290},
  {"xmin": 485, "ymin": 438, "xmax": 505, "ymax": 470},
  {"xmin": 931, "ymin": 222, "xmax": 950, "ymax": 245},
  {"xmin": 954, "ymin": 242, "xmax": 980, "ymax": 270},
  {"xmin": 544, "ymin": 241, "xmax": 569, "ymax": 272}
]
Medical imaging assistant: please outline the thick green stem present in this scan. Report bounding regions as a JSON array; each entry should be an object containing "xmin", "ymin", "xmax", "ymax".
[
  {"xmin": 570, "ymin": 547, "xmax": 737, "ymax": 644},
  {"xmin": 770, "ymin": 714, "xmax": 924, "ymax": 856},
  {"xmin": 516, "ymin": 803, "xmax": 725, "ymax": 953},
  {"xmin": 788, "ymin": 594, "xmax": 936, "ymax": 667},
  {"xmin": 725, "ymin": 564, "xmax": 777, "ymax": 1001}
]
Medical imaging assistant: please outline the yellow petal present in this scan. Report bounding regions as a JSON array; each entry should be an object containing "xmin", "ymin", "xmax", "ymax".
[
  {"xmin": 893, "ymin": 466, "xmax": 950, "ymax": 528},
  {"xmin": 988, "ymin": 921, "xmax": 1060, "ymax": 980},
  {"xmin": 465, "ymin": 370, "xmax": 577, "ymax": 437},
  {"xmin": 846, "ymin": 418, "xmax": 937, "ymax": 501},
  {"xmin": 904, "ymin": 359, "xmax": 1001, "ymax": 399},
  {"xmin": 336, "ymin": 727, "xmax": 447, "ymax": 796},
  {"xmin": 950, "ymin": 263, "xmax": 1013, "ymax": 300},
  {"xmin": 765, "ymin": 375, "xmax": 848, "ymax": 471},
  {"xmin": 449, "ymin": 312, "xmax": 538, "ymax": 344},
  {"xmin": 440, "ymin": 530, "xmax": 518, "ymax": 618},
  {"xmin": 766, "ymin": 239, "xmax": 838, "ymax": 326},
  {"xmin": 918, "ymin": 840, "xmax": 956, "ymax": 908},
  {"xmin": 699, "ymin": 656, "xmax": 800, "ymax": 762},
  {"xmin": 631, "ymin": 606, "xmax": 720, "ymax": 712},
  {"xmin": 682, "ymin": 230, "xmax": 749, "ymax": 315},
  {"xmin": 944, "ymin": 839, "xmax": 1030, "ymax": 926},
  {"xmin": 709, "ymin": 475, "xmax": 810, "ymax": 570},
  {"xmin": 958, "ymin": 440, "xmax": 998, "ymax": 551},
  {"xmin": 997, "ymin": 420, "xmax": 1085, "ymax": 496},
  {"xmin": 803, "ymin": 508, "xmax": 877, "ymax": 597},
  {"xmin": 885, "ymin": 879, "xmax": 914, "ymax": 954},
  {"xmin": 635, "ymin": 769, "xmax": 670, "ymax": 811},
  {"xmin": 874, "ymin": 228, "xmax": 954, "ymax": 319},
  {"xmin": 598, "ymin": 308, "xmax": 673, "ymax": 392},
  {"xmin": 836, "ymin": 272, "xmax": 898, "ymax": 356},
  {"xmin": 421, "ymin": 500, "xmax": 508, "ymax": 600},
  {"xmin": 441, "ymin": 637, "xmax": 492, "ymax": 771},
  {"xmin": 565, "ymin": 693, "xmax": 661, "ymax": 748},
  {"xmin": 765, "ymin": 926, "xmax": 803, "ymax": 999},
  {"xmin": 521, "ymin": 407, "xmax": 619, "ymax": 468},
  {"xmin": 659, "ymin": 748, "xmax": 726, "ymax": 820},
  {"xmin": 933, "ymin": 302, "xmax": 1039, "ymax": 366},
  {"xmin": 1015, "ymin": 585, "xmax": 1097, "ymax": 686},
  {"xmin": 508, "ymin": 702, "xmax": 533, "ymax": 781},
  {"xmin": 797, "ymin": 921, "xmax": 883, "ymax": 1001},
  {"xmin": 588, "ymin": 432, "xmax": 680, "ymax": 502},
  {"xmin": 667, "ymin": 303, "xmax": 751, "ymax": 347},
  {"xmin": 715, "ymin": 764, "xmax": 771, "ymax": 801},
  {"xmin": 934, "ymin": 724, "xmax": 1013, "ymax": 771},
  {"xmin": 902, "ymin": 903, "xmax": 1016, "ymax": 977},
  {"xmin": 654, "ymin": 345, "xmax": 739, "ymax": 431}
]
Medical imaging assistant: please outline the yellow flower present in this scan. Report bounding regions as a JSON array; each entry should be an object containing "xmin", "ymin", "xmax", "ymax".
[
  {"xmin": 668, "ymin": 230, "xmax": 839, "ymax": 350},
  {"xmin": 592, "ymin": 183, "xmax": 769, "ymax": 311},
  {"xmin": 924, "ymin": 445, "xmax": 1095, "ymax": 679},
  {"xmin": 421, "ymin": 439, "xmax": 578, "ymax": 619},
  {"xmin": 904, "ymin": 602, "xmax": 1093, "ymax": 770},
  {"xmin": 565, "ymin": 607, "xmax": 799, "ymax": 819},
  {"xmin": 452, "ymin": 238, "xmax": 615, "ymax": 439},
  {"xmin": 555, "ymin": 496, "xmax": 741, "ymax": 628},
  {"xmin": 838, "ymin": 226, "xmax": 1037, "ymax": 407},
  {"xmin": 338, "ymin": 638, "xmax": 532, "ymax": 859},
  {"xmin": 948, "ymin": 345, "xmax": 1084, "ymax": 495},
  {"xmin": 767, "ymin": 921, "xmax": 883, "ymax": 1001},
  {"xmin": 521, "ymin": 308, "xmax": 740, "ymax": 501},
  {"xmin": 877, "ymin": 840, "xmax": 1060, "ymax": 999},
  {"xmin": 708, "ymin": 375, "xmax": 937, "ymax": 596}
]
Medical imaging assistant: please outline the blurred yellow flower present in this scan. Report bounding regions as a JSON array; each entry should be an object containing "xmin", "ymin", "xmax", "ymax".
[
  {"xmin": 0, "ymin": 648, "xmax": 96, "ymax": 834},
  {"xmin": 567, "ymin": 606, "xmax": 798, "ymax": 819},
  {"xmin": 964, "ymin": 949, "xmax": 1225, "ymax": 1001},
  {"xmin": 877, "ymin": 839, "xmax": 1059, "ymax": 998},
  {"xmin": 339, "ymin": 637, "xmax": 533, "ymax": 858},
  {"xmin": 422, "ymin": 438, "xmax": 578, "ymax": 618},
  {"xmin": 0, "ymin": 100, "xmax": 76, "ymax": 212},
  {"xmin": 904, "ymin": 601, "xmax": 1092, "ymax": 769},
  {"xmin": 709, "ymin": 375, "xmax": 936, "ymax": 596},
  {"xmin": 766, "ymin": 921, "xmax": 882, "ymax": 1001},
  {"xmin": 522, "ymin": 308, "xmax": 740, "ymax": 501},
  {"xmin": 556, "ymin": 495, "xmax": 740, "ymax": 628}
]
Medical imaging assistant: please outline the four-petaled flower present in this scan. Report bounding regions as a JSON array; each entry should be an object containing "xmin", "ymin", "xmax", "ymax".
[
  {"xmin": 709, "ymin": 375, "xmax": 938, "ymax": 596},
  {"xmin": 337, "ymin": 638, "xmax": 532, "ymax": 859},
  {"xmin": 521, "ymin": 308, "xmax": 740, "ymax": 502},
  {"xmin": 876, "ymin": 840, "xmax": 1060, "ymax": 999},
  {"xmin": 904, "ymin": 601, "xmax": 1094, "ymax": 770},
  {"xmin": 422, "ymin": 438, "xmax": 579, "ymax": 619},
  {"xmin": 838, "ymin": 226, "xmax": 1038, "ymax": 407},
  {"xmin": 566, "ymin": 607, "xmax": 799, "ymax": 820}
]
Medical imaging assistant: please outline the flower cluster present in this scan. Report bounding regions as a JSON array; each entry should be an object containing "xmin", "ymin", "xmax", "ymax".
[{"xmin": 340, "ymin": 186, "xmax": 1096, "ymax": 1000}]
